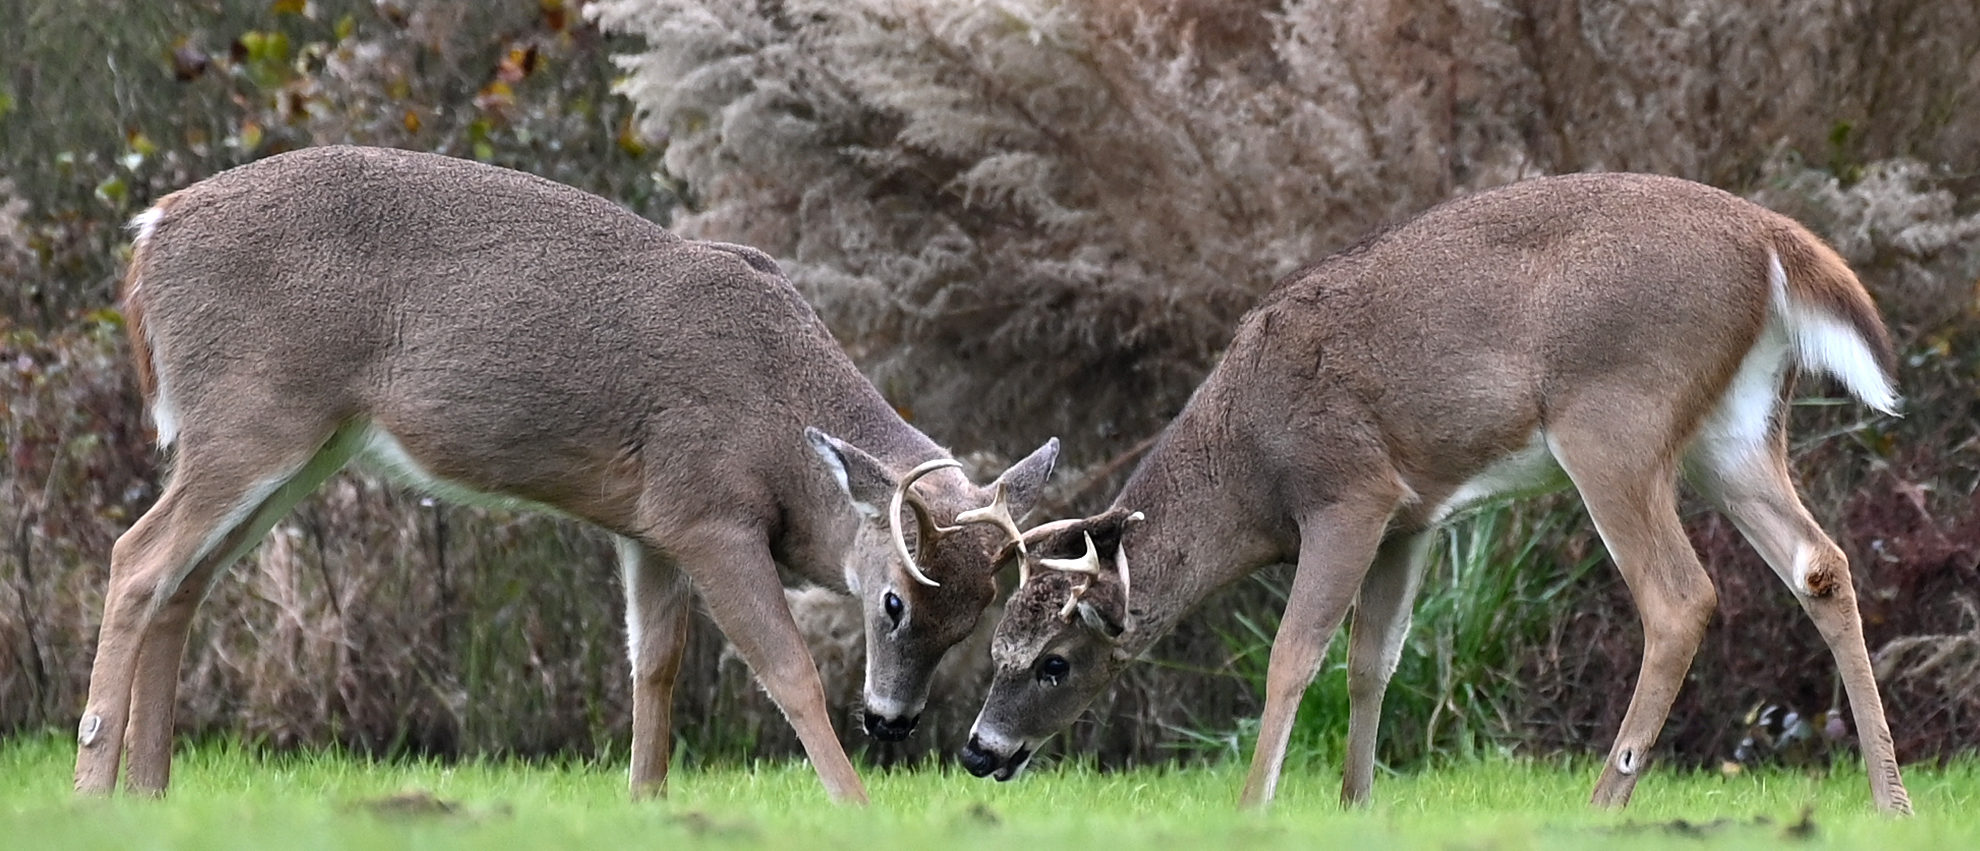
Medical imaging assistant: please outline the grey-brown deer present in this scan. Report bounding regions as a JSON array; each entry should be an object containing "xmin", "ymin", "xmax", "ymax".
[
  {"xmin": 958, "ymin": 172, "xmax": 1914, "ymax": 815},
  {"xmin": 79, "ymin": 145, "xmax": 1059, "ymax": 804}
]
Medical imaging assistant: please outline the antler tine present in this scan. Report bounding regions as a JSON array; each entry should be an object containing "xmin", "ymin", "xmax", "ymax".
[
  {"xmin": 1057, "ymin": 577, "xmax": 1094, "ymax": 621},
  {"xmin": 1036, "ymin": 532, "xmax": 1104, "ymax": 576},
  {"xmin": 1118, "ymin": 511, "xmax": 1144, "ymax": 613},
  {"xmin": 954, "ymin": 479, "xmax": 1026, "ymax": 560},
  {"xmin": 1011, "ymin": 517, "xmax": 1083, "ymax": 588},
  {"xmin": 888, "ymin": 458, "xmax": 963, "ymax": 588}
]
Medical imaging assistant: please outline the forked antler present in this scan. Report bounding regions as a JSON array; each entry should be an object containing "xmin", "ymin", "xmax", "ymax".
[
  {"xmin": 889, "ymin": 458, "xmax": 963, "ymax": 587},
  {"xmin": 952, "ymin": 479, "xmax": 1028, "ymax": 574},
  {"xmin": 1039, "ymin": 513, "xmax": 1143, "ymax": 623},
  {"xmin": 1041, "ymin": 532, "xmax": 1105, "ymax": 621},
  {"xmin": 1116, "ymin": 511, "xmax": 1142, "ymax": 612},
  {"xmin": 1037, "ymin": 532, "xmax": 1105, "ymax": 575},
  {"xmin": 1057, "ymin": 577, "xmax": 1094, "ymax": 620}
]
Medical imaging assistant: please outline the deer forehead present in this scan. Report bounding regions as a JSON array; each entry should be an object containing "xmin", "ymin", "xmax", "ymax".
[
  {"xmin": 989, "ymin": 575, "xmax": 1084, "ymax": 661},
  {"xmin": 918, "ymin": 523, "xmax": 1005, "ymax": 568},
  {"xmin": 989, "ymin": 625, "xmax": 1061, "ymax": 668}
]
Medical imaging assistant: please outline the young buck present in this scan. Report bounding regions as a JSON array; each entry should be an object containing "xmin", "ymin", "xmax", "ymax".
[
  {"xmin": 80, "ymin": 145, "xmax": 1059, "ymax": 804},
  {"xmin": 959, "ymin": 173, "xmax": 1914, "ymax": 815}
]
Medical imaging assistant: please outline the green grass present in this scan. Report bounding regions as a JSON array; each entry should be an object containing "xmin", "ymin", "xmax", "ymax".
[{"xmin": 1, "ymin": 735, "xmax": 1973, "ymax": 850}]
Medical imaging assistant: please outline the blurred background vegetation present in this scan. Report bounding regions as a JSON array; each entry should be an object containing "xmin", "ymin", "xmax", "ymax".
[{"xmin": 3, "ymin": 0, "xmax": 1977, "ymax": 780}]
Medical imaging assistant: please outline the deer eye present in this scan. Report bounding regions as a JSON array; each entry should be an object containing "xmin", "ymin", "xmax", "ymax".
[
  {"xmin": 1036, "ymin": 654, "xmax": 1070, "ymax": 685},
  {"xmin": 883, "ymin": 591, "xmax": 904, "ymax": 626}
]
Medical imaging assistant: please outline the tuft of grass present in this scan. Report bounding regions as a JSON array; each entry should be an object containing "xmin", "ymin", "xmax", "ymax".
[
  {"xmin": 1201, "ymin": 501, "xmax": 1603, "ymax": 769},
  {"xmin": 1, "ymin": 733, "xmax": 1975, "ymax": 850}
]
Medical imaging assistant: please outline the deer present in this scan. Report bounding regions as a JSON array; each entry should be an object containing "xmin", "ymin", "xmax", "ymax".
[
  {"xmin": 956, "ymin": 172, "xmax": 1915, "ymax": 815},
  {"xmin": 77, "ymin": 145, "xmax": 1060, "ymax": 805}
]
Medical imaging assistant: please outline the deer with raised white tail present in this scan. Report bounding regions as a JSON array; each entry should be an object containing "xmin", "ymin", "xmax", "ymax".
[
  {"xmin": 958, "ymin": 172, "xmax": 1913, "ymax": 815},
  {"xmin": 80, "ymin": 145, "xmax": 1059, "ymax": 804}
]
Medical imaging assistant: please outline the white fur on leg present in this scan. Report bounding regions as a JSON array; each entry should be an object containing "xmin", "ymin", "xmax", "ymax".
[{"xmin": 617, "ymin": 535, "xmax": 647, "ymax": 671}]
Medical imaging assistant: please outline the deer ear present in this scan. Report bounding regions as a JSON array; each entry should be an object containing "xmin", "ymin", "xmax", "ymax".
[
  {"xmin": 1075, "ymin": 597, "xmax": 1127, "ymax": 641},
  {"xmin": 990, "ymin": 437, "xmax": 1060, "ymax": 518},
  {"xmin": 804, "ymin": 427, "xmax": 893, "ymax": 517}
]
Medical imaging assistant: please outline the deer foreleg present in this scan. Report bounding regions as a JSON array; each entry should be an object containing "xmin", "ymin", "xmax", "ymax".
[
  {"xmin": 1239, "ymin": 494, "xmax": 1398, "ymax": 810},
  {"xmin": 671, "ymin": 527, "xmax": 869, "ymax": 805},
  {"xmin": 1340, "ymin": 530, "xmax": 1431, "ymax": 808}
]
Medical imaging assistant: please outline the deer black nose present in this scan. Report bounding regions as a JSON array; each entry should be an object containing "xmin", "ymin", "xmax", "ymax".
[
  {"xmin": 862, "ymin": 710, "xmax": 919, "ymax": 741},
  {"xmin": 960, "ymin": 734, "xmax": 1001, "ymax": 777}
]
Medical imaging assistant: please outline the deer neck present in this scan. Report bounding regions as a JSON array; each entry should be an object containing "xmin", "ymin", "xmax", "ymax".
[
  {"xmin": 1105, "ymin": 417, "xmax": 1295, "ymax": 658},
  {"xmin": 807, "ymin": 370, "xmax": 950, "ymax": 471}
]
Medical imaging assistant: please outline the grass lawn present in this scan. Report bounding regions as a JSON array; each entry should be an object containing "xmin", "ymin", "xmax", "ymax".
[{"xmin": 0, "ymin": 733, "xmax": 1971, "ymax": 850}]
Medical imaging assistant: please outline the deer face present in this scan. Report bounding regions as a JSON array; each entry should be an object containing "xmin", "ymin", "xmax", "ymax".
[
  {"xmin": 961, "ymin": 509, "xmax": 1139, "ymax": 780},
  {"xmin": 807, "ymin": 430, "xmax": 1059, "ymax": 741}
]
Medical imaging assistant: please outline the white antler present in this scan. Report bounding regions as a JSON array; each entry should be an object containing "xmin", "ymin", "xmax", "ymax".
[
  {"xmin": 1114, "ymin": 512, "xmax": 1142, "ymax": 616},
  {"xmin": 1057, "ymin": 577, "xmax": 1094, "ymax": 621},
  {"xmin": 889, "ymin": 458, "xmax": 962, "ymax": 587},
  {"xmin": 953, "ymin": 479, "xmax": 1026, "ymax": 567},
  {"xmin": 1037, "ymin": 532, "xmax": 1105, "ymax": 575},
  {"xmin": 1010, "ymin": 517, "xmax": 1081, "ymax": 587}
]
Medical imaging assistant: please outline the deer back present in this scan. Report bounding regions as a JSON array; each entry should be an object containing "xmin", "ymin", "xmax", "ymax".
[{"xmin": 127, "ymin": 145, "xmax": 920, "ymax": 546}]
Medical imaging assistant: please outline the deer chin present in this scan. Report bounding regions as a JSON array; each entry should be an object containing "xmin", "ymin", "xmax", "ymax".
[{"xmin": 993, "ymin": 746, "xmax": 1034, "ymax": 782}]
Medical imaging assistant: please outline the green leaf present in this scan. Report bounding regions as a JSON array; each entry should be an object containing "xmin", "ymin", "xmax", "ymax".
[{"xmin": 94, "ymin": 175, "xmax": 128, "ymax": 206}]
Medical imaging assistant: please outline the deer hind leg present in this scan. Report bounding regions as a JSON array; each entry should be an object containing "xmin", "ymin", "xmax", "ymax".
[
  {"xmin": 618, "ymin": 536, "xmax": 693, "ymax": 799},
  {"xmin": 1240, "ymin": 489, "xmax": 1401, "ymax": 810},
  {"xmin": 1685, "ymin": 434, "xmax": 1913, "ymax": 815},
  {"xmin": 1547, "ymin": 421, "xmax": 1717, "ymax": 810},
  {"xmin": 78, "ymin": 424, "xmax": 356, "ymax": 796},
  {"xmin": 1339, "ymin": 530, "xmax": 1432, "ymax": 808},
  {"xmin": 665, "ymin": 525, "xmax": 868, "ymax": 805}
]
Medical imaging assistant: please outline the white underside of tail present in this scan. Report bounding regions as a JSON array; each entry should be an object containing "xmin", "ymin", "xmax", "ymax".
[
  {"xmin": 1767, "ymin": 251, "xmax": 1900, "ymax": 416},
  {"xmin": 150, "ymin": 371, "xmax": 182, "ymax": 449},
  {"xmin": 1695, "ymin": 251, "xmax": 1899, "ymax": 478},
  {"xmin": 127, "ymin": 206, "xmax": 164, "ymax": 250},
  {"xmin": 128, "ymin": 205, "xmax": 181, "ymax": 448},
  {"xmin": 1683, "ymin": 250, "xmax": 1898, "ymax": 597}
]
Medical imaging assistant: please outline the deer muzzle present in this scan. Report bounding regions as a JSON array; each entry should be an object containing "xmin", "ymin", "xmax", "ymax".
[
  {"xmin": 960, "ymin": 732, "xmax": 1032, "ymax": 782},
  {"xmin": 861, "ymin": 709, "xmax": 920, "ymax": 742}
]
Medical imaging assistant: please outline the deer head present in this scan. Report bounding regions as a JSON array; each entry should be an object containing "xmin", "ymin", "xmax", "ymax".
[
  {"xmin": 807, "ymin": 429, "xmax": 1059, "ymax": 741},
  {"xmin": 960, "ymin": 507, "xmax": 1142, "ymax": 780}
]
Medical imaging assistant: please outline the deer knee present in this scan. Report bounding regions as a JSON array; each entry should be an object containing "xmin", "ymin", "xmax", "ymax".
[
  {"xmin": 631, "ymin": 639, "xmax": 686, "ymax": 686},
  {"xmin": 104, "ymin": 537, "xmax": 175, "ymax": 625},
  {"xmin": 1646, "ymin": 577, "xmax": 1716, "ymax": 645},
  {"xmin": 1266, "ymin": 641, "xmax": 1330, "ymax": 704},
  {"xmin": 1679, "ymin": 582, "xmax": 1718, "ymax": 640},
  {"xmin": 1346, "ymin": 646, "xmax": 1403, "ymax": 699}
]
